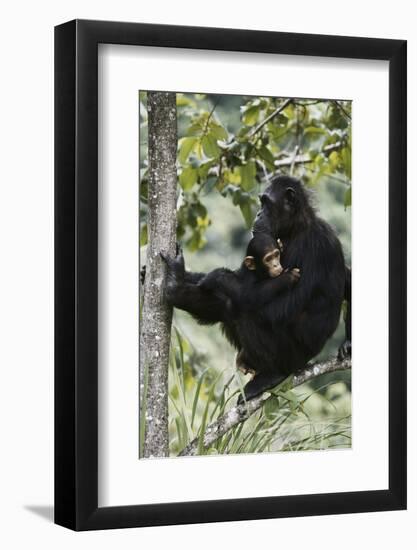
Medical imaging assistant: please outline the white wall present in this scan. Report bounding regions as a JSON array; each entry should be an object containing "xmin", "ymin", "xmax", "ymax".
[{"xmin": 0, "ymin": 1, "xmax": 414, "ymax": 548}]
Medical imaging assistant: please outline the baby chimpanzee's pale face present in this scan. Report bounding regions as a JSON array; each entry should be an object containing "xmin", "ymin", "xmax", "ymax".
[
  {"xmin": 262, "ymin": 246, "xmax": 283, "ymax": 277},
  {"xmin": 244, "ymin": 235, "xmax": 284, "ymax": 278}
]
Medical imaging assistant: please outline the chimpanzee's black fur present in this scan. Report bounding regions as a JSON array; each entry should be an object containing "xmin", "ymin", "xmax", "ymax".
[{"xmin": 162, "ymin": 175, "xmax": 351, "ymax": 401}]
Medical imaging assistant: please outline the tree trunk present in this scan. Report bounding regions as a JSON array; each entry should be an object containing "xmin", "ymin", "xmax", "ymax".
[{"xmin": 140, "ymin": 92, "xmax": 177, "ymax": 458}]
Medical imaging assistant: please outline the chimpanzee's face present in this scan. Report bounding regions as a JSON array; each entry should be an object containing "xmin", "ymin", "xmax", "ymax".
[
  {"xmin": 255, "ymin": 176, "xmax": 300, "ymax": 236},
  {"xmin": 261, "ymin": 246, "xmax": 283, "ymax": 277},
  {"xmin": 244, "ymin": 234, "xmax": 284, "ymax": 278}
]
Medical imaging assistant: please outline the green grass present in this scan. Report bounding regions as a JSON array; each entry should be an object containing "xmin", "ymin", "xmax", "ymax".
[{"xmin": 166, "ymin": 325, "xmax": 351, "ymax": 457}]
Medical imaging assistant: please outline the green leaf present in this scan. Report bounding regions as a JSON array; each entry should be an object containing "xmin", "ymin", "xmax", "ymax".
[
  {"xmin": 197, "ymin": 371, "xmax": 223, "ymax": 455},
  {"xmin": 314, "ymin": 153, "xmax": 325, "ymax": 167},
  {"xmin": 210, "ymin": 123, "xmax": 228, "ymax": 141},
  {"xmin": 304, "ymin": 126, "xmax": 327, "ymax": 134},
  {"xmin": 186, "ymin": 231, "xmax": 201, "ymax": 251},
  {"xmin": 201, "ymin": 134, "xmax": 220, "ymax": 158},
  {"xmin": 329, "ymin": 150, "xmax": 340, "ymax": 169},
  {"xmin": 176, "ymin": 95, "xmax": 196, "ymax": 108},
  {"xmin": 194, "ymin": 202, "xmax": 207, "ymax": 218},
  {"xmin": 239, "ymin": 160, "xmax": 256, "ymax": 191},
  {"xmin": 191, "ymin": 369, "xmax": 209, "ymax": 429},
  {"xmin": 178, "ymin": 137, "xmax": 197, "ymax": 164},
  {"xmin": 179, "ymin": 166, "xmax": 198, "ymax": 191},
  {"xmin": 264, "ymin": 396, "xmax": 280, "ymax": 419},
  {"xmin": 242, "ymin": 104, "xmax": 260, "ymax": 126},
  {"xmin": 186, "ymin": 122, "xmax": 204, "ymax": 136},
  {"xmin": 279, "ymin": 389, "xmax": 299, "ymax": 404},
  {"xmin": 198, "ymin": 159, "xmax": 215, "ymax": 180},
  {"xmin": 257, "ymin": 145, "xmax": 275, "ymax": 170},
  {"xmin": 344, "ymin": 187, "xmax": 352, "ymax": 209},
  {"xmin": 140, "ymin": 223, "xmax": 148, "ymax": 246},
  {"xmin": 239, "ymin": 201, "xmax": 256, "ymax": 228},
  {"xmin": 341, "ymin": 146, "xmax": 352, "ymax": 179},
  {"xmin": 277, "ymin": 389, "xmax": 301, "ymax": 413},
  {"xmin": 140, "ymin": 178, "xmax": 148, "ymax": 202}
]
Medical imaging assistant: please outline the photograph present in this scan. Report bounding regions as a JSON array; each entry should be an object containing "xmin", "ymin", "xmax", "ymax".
[
  {"xmin": 139, "ymin": 91, "xmax": 352, "ymax": 459},
  {"xmin": 0, "ymin": 0, "xmax": 410, "ymax": 542}
]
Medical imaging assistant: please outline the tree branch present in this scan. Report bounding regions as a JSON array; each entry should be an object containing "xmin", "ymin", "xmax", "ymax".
[
  {"xmin": 333, "ymin": 100, "xmax": 351, "ymax": 121},
  {"xmin": 274, "ymin": 141, "xmax": 344, "ymax": 169},
  {"xmin": 249, "ymin": 98, "xmax": 293, "ymax": 138},
  {"xmin": 178, "ymin": 356, "xmax": 351, "ymax": 457},
  {"xmin": 202, "ymin": 96, "xmax": 220, "ymax": 136}
]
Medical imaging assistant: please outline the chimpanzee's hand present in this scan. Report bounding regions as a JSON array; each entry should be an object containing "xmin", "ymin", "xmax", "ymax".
[
  {"xmin": 160, "ymin": 244, "xmax": 185, "ymax": 302},
  {"xmin": 160, "ymin": 245, "xmax": 185, "ymax": 279},
  {"xmin": 282, "ymin": 267, "xmax": 301, "ymax": 287}
]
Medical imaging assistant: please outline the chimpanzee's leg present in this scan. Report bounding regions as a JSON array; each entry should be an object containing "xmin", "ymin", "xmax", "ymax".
[
  {"xmin": 338, "ymin": 266, "xmax": 351, "ymax": 360},
  {"xmin": 237, "ymin": 371, "xmax": 287, "ymax": 404}
]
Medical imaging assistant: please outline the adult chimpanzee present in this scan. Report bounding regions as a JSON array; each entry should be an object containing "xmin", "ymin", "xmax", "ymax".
[{"xmin": 162, "ymin": 175, "xmax": 351, "ymax": 401}]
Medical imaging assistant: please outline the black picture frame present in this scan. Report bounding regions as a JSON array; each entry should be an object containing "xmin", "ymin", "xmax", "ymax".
[{"xmin": 55, "ymin": 19, "xmax": 407, "ymax": 531}]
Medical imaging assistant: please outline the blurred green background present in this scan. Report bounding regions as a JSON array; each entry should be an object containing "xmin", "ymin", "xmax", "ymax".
[{"xmin": 140, "ymin": 92, "xmax": 351, "ymax": 457}]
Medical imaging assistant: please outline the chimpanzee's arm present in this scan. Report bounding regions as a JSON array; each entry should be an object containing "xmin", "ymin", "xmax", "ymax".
[
  {"xmin": 197, "ymin": 268, "xmax": 242, "ymax": 303},
  {"xmin": 166, "ymin": 280, "xmax": 231, "ymax": 324},
  {"xmin": 183, "ymin": 271, "xmax": 206, "ymax": 284},
  {"xmin": 161, "ymin": 250, "xmax": 232, "ymax": 324},
  {"xmin": 140, "ymin": 264, "xmax": 205, "ymax": 286},
  {"xmin": 245, "ymin": 269, "xmax": 300, "ymax": 309}
]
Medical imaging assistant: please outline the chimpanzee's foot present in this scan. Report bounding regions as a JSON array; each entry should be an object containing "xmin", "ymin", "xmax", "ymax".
[
  {"xmin": 337, "ymin": 340, "xmax": 351, "ymax": 360},
  {"xmin": 237, "ymin": 364, "xmax": 248, "ymax": 375},
  {"xmin": 237, "ymin": 372, "xmax": 286, "ymax": 405},
  {"xmin": 237, "ymin": 364, "xmax": 257, "ymax": 379}
]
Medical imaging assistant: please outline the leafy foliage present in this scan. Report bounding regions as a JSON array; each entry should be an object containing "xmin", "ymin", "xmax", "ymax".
[{"xmin": 140, "ymin": 92, "xmax": 351, "ymax": 252}]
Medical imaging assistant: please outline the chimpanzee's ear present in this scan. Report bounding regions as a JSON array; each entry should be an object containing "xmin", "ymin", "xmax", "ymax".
[
  {"xmin": 284, "ymin": 187, "xmax": 296, "ymax": 205},
  {"xmin": 244, "ymin": 256, "xmax": 256, "ymax": 270}
]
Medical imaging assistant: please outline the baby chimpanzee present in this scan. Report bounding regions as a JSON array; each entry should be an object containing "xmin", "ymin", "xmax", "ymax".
[
  {"xmin": 197, "ymin": 232, "xmax": 300, "ymax": 308},
  {"xmin": 196, "ymin": 233, "xmax": 300, "ymax": 379}
]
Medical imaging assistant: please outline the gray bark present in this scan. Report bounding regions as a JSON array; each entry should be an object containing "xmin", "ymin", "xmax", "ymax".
[
  {"xmin": 178, "ymin": 356, "xmax": 351, "ymax": 457},
  {"xmin": 140, "ymin": 92, "xmax": 177, "ymax": 458}
]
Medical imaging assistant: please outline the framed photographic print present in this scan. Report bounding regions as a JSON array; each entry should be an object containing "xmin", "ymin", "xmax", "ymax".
[{"xmin": 55, "ymin": 19, "xmax": 407, "ymax": 530}]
